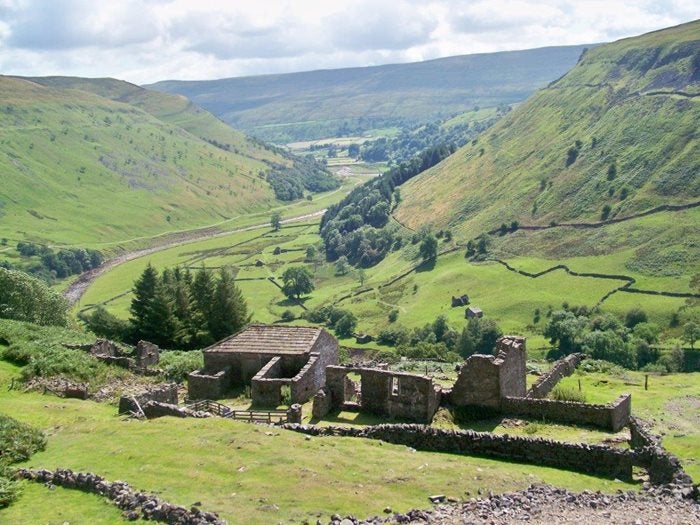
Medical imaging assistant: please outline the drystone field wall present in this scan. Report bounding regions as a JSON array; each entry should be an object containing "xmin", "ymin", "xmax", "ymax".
[
  {"xmin": 527, "ymin": 353, "xmax": 583, "ymax": 399},
  {"xmin": 282, "ymin": 424, "xmax": 635, "ymax": 480},
  {"xmin": 500, "ymin": 393, "xmax": 631, "ymax": 432},
  {"xmin": 14, "ymin": 468, "xmax": 226, "ymax": 524},
  {"xmin": 628, "ymin": 416, "xmax": 689, "ymax": 485},
  {"xmin": 118, "ymin": 384, "xmax": 178, "ymax": 415}
]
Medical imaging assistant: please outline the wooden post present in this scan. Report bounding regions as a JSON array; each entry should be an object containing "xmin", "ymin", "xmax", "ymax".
[
  {"xmin": 578, "ymin": 379, "xmax": 581, "ymax": 392},
  {"xmin": 645, "ymin": 374, "xmax": 648, "ymax": 391}
]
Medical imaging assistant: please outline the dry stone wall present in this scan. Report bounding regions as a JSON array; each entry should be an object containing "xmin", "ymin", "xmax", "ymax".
[
  {"xmin": 188, "ymin": 367, "xmax": 231, "ymax": 400},
  {"xmin": 282, "ymin": 423, "xmax": 635, "ymax": 480},
  {"xmin": 528, "ymin": 353, "xmax": 583, "ymax": 398},
  {"xmin": 500, "ymin": 393, "xmax": 631, "ymax": 432},
  {"xmin": 14, "ymin": 468, "xmax": 226, "ymax": 524}
]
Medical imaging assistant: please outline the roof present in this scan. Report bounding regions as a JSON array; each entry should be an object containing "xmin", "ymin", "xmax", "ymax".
[
  {"xmin": 467, "ymin": 306, "xmax": 482, "ymax": 313},
  {"xmin": 204, "ymin": 324, "xmax": 322, "ymax": 355}
]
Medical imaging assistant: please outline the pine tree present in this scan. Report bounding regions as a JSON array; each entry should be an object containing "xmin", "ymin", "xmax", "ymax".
[
  {"xmin": 130, "ymin": 264, "xmax": 159, "ymax": 341},
  {"xmin": 189, "ymin": 267, "xmax": 216, "ymax": 346},
  {"xmin": 209, "ymin": 267, "xmax": 249, "ymax": 341}
]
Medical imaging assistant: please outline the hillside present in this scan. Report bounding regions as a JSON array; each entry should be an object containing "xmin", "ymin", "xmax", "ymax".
[
  {"xmin": 395, "ymin": 21, "xmax": 699, "ymax": 239},
  {"xmin": 147, "ymin": 45, "xmax": 591, "ymax": 142},
  {"xmin": 0, "ymin": 76, "xmax": 327, "ymax": 248}
]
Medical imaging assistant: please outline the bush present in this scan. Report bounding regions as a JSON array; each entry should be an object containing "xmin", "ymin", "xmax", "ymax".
[
  {"xmin": 159, "ymin": 350, "xmax": 204, "ymax": 382},
  {"xmin": 334, "ymin": 313, "xmax": 357, "ymax": 338},
  {"xmin": 551, "ymin": 384, "xmax": 587, "ymax": 403},
  {"xmin": 0, "ymin": 415, "xmax": 46, "ymax": 508},
  {"xmin": 280, "ymin": 310, "xmax": 296, "ymax": 322},
  {"xmin": 0, "ymin": 268, "xmax": 68, "ymax": 326}
]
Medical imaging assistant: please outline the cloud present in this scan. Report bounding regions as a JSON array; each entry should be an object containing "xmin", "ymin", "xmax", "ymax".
[
  {"xmin": 5, "ymin": 0, "xmax": 160, "ymax": 50},
  {"xmin": 0, "ymin": 0, "xmax": 695, "ymax": 83},
  {"xmin": 326, "ymin": 1, "xmax": 438, "ymax": 51}
]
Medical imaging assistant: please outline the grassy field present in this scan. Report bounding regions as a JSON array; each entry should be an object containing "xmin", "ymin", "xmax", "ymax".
[
  {"xmin": 556, "ymin": 369, "xmax": 700, "ymax": 481},
  {"xmin": 78, "ymin": 206, "xmax": 699, "ymax": 357},
  {"xmin": 0, "ymin": 359, "xmax": 638, "ymax": 524}
]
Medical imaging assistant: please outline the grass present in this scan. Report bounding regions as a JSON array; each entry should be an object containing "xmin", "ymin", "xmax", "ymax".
[
  {"xmin": 395, "ymin": 20, "xmax": 700, "ymax": 243},
  {"xmin": 556, "ymin": 369, "xmax": 700, "ymax": 481},
  {"xmin": 0, "ymin": 359, "xmax": 639, "ymax": 524}
]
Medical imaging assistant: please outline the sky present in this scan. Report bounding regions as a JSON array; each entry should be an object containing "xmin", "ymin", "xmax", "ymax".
[{"xmin": 0, "ymin": 0, "xmax": 697, "ymax": 85}]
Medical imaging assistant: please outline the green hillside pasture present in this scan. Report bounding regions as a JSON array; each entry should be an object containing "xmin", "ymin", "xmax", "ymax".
[
  {"xmin": 556, "ymin": 370, "xmax": 700, "ymax": 481},
  {"xmin": 1, "ymin": 483, "xmax": 125, "ymax": 525},
  {"xmin": 493, "ymin": 207, "xmax": 699, "ymax": 294},
  {"xmin": 0, "ymin": 78, "xmax": 278, "ymax": 247},
  {"xmin": 0, "ymin": 360, "xmax": 635, "ymax": 524},
  {"xmin": 336, "ymin": 253, "xmax": 624, "ymax": 339}
]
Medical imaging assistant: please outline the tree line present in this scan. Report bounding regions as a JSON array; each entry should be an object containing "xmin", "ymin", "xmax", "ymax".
[
  {"xmin": 266, "ymin": 154, "xmax": 340, "ymax": 201},
  {"xmin": 83, "ymin": 265, "xmax": 249, "ymax": 349},
  {"xmin": 3, "ymin": 242, "xmax": 103, "ymax": 283},
  {"xmin": 319, "ymin": 143, "xmax": 455, "ymax": 268}
]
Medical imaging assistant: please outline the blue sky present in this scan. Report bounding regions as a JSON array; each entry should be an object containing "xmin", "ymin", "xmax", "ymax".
[{"xmin": 0, "ymin": 0, "xmax": 697, "ymax": 84}]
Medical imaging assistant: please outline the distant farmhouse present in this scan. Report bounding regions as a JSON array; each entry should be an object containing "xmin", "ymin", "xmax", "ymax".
[
  {"xmin": 188, "ymin": 325, "xmax": 338, "ymax": 406},
  {"xmin": 466, "ymin": 306, "xmax": 483, "ymax": 319}
]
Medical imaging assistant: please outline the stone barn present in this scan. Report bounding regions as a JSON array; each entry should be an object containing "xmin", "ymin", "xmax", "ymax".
[{"xmin": 188, "ymin": 324, "xmax": 338, "ymax": 406}]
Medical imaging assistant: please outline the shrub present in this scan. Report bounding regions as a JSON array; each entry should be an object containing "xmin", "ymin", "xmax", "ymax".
[
  {"xmin": 280, "ymin": 310, "xmax": 296, "ymax": 322},
  {"xmin": 334, "ymin": 313, "xmax": 357, "ymax": 338},
  {"xmin": 0, "ymin": 415, "xmax": 46, "ymax": 508},
  {"xmin": 387, "ymin": 309, "xmax": 399, "ymax": 323},
  {"xmin": 159, "ymin": 350, "xmax": 204, "ymax": 382},
  {"xmin": 280, "ymin": 385, "xmax": 292, "ymax": 406},
  {"xmin": 551, "ymin": 384, "xmax": 587, "ymax": 403}
]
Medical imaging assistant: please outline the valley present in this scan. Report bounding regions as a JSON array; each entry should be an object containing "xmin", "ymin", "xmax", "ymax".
[{"xmin": 0, "ymin": 12, "xmax": 699, "ymax": 525}]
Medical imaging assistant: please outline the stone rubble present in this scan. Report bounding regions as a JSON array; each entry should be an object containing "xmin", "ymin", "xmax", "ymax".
[{"xmin": 320, "ymin": 482, "xmax": 700, "ymax": 525}]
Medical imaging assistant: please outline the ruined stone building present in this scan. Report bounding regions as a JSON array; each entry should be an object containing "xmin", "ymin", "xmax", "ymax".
[{"xmin": 188, "ymin": 325, "xmax": 338, "ymax": 406}]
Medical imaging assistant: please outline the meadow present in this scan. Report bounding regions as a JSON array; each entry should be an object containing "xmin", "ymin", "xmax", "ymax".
[{"xmin": 0, "ymin": 359, "xmax": 640, "ymax": 525}]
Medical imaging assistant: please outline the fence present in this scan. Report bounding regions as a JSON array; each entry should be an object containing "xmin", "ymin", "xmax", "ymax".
[{"xmin": 186, "ymin": 399, "xmax": 288, "ymax": 423}]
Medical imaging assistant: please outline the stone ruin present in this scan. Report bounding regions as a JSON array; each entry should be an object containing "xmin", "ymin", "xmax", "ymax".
[
  {"xmin": 310, "ymin": 335, "xmax": 631, "ymax": 431},
  {"xmin": 447, "ymin": 335, "xmax": 527, "ymax": 408},
  {"xmin": 313, "ymin": 366, "xmax": 441, "ymax": 424},
  {"xmin": 188, "ymin": 325, "xmax": 338, "ymax": 406},
  {"xmin": 69, "ymin": 339, "xmax": 161, "ymax": 374},
  {"xmin": 451, "ymin": 294, "xmax": 469, "ymax": 307}
]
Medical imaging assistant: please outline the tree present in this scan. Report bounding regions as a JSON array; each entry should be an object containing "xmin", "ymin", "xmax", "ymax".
[
  {"xmin": 357, "ymin": 268, "xmax": 366, "ymax": 286},
  {"xmin": 625, "ymin": 307, "xmax": 647, "ymax": 328},
  {"xmin": 188, "ymin": 267, "xmax": 216, "ymax": 346},
  {"xmin": 129, "ymin": 264, "xmax": 159, "ymax": 339},
  {"xmin": 281, "ymin": 266, "xmax": 314, "ymax": 300},
  {"xmin": 0, "ymin": 267, "xmax": 67, "ymax": 326},
  {"xmin": 543, "ymin": 310, "xmax": 587, "ymax": 355},
  {"xmin": 334, "ymin": 256, "xmax": 350, "ymax": 276},
  {"xmin": 270, "ymin": 211, "xmax": 281, "ymax": 231},
  {"xmin": 581, "ymin": 330, "xmax": 636, "ymax": 369},
  {"xmin": 81, "ymin": 306, "xmax": 130, "ymax": 340},
  {"xmin": 683, "ymin": 321, "xmax": 699, "ymax": 349},
  {"xmin": 208, "ymin": 268, "xmax": 249, "ymax": 341},
  {"xmin": 305, "ymin": 245, "xmax": 317, "ymax": 262},
  {"xmin": 419, "ymin": 234, "xmax": 438, "ymax": 263},
  {"xmin": 334, "ymin": 312, "xmax": 357, "ymax": 338}
]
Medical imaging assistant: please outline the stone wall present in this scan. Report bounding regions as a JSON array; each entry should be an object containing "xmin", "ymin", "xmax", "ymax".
[
  {"xmin": 528, "ymin": 353, "xmax": 582, "ymax": 399},
  {"xmin": 628, "ymin": 416, "xmax": 689, "ymax": 485},
  {"xmin": 321, "ymin": 366, "xmax": 440, "ymax": 423},
  {"xmin": 449, "ymin": 336, "xmax": 526, "ymax": 408},
  {"xmin": 281, "ymin": 423, "xmax": 634, "ymax": 480},
  {"xmin": 289, "ymin": 354, "xmax": 320, "ymax": 404},
  {"xmin": 118, "ymin": 384, "xmax": 178, "ymax": 415},
  {"xmin": 500, "ymin": 393, "xmax": 631, "ymax": 432},
  {"xmin": 135, "ymin": 340, "xmax": 160, "ymax": 368},
  {"xmin": 187, "ymin": 367, "xmax": 231, "ymax": 400},
  {"xmin": 14, "ymin": 468, "xmax": 226, "ymax": 524},
  {"xmin": 141, "ymin": 401, "xmax": 210, "ymax": 419},
  {"xmin": 250, "ymin": 357, "xmax": 288, "ymax": 407}
]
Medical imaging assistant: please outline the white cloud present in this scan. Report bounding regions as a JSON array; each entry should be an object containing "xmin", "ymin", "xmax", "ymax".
[{"xmin": 0, "ymin": 0, "xmax": 695, "ymax": 83}]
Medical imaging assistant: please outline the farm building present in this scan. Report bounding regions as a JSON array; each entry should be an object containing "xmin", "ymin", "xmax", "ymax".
[
  {"xmin": 188, "ymin": 324, "xmax": 339, "ymax": 406},
  {"xmin": 466, "ymin": 306, "xmax": 483, "ymax": 318}
]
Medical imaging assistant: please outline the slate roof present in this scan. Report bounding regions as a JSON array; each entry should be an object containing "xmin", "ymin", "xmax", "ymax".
[{"xmin": 204, "ymin": 324, "xmax": 322, "ymax": 355}]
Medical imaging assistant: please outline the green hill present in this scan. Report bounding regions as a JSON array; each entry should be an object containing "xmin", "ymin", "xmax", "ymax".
[
  {"xmin": 395, "ymin": 21, "xmax": 699, "ymax": 240},
  {"xmin": 0, "ymin": 76, "xmax": 320, "ymax": 248},
  {"xmin": 147, "ymin": 45, "xmax": 591, "ymax": 142}
]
